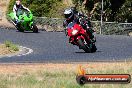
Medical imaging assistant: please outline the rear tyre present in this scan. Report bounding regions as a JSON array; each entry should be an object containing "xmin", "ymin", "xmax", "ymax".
[
  {"xmin": 32, "ymin": 24, "xmax": 38, "ymax": 33},
  {"xmin": 77, "ymin": 39, "xmax": 91, "ymax": 53},
  {"xmin": 91, "ymin": 44, "xmax": 97, "ymax": 53}
]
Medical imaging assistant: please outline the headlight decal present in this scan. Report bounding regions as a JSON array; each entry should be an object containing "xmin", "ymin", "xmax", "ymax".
[{"xmin": 72, "ymin": 29, "xmax": 78, "ymax": 35}]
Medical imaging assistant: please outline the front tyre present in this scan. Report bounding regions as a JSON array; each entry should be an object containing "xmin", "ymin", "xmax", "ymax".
[
  {"xmin": 11, "ymin": 20, "xmax": 24, "ymax": 32},
  {"xmin": 77, "ymin": 39, "xmax": 91, "ymax": 53},
  {"xmin": 32, "ymin": 24, "xmax": 38, "ymax": 33},
  {"xmin": 17, "ymin": 23, "xmax": 24, "ymax": 32}
]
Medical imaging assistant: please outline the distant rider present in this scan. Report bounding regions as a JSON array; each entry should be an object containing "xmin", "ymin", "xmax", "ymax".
[
  {"xmin": 13, "ymin": 0, "xmax": 30, "ymax": 25},
  {"xmin": 63, "ymin": 7, "xmax": 95, "ymax": 42}
]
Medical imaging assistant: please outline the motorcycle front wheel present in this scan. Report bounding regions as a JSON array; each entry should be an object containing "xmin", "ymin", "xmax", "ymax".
[
  {"xmin": 77, "ymin": 39, "xmax": 91, "ymax": 53},
  {"xmin": 17, "ymin": 23, "xmax": 24, "ymax": 32},
  {"xmin": 32, "ymin": 24, "xmax": 38, "ymax": 33}
]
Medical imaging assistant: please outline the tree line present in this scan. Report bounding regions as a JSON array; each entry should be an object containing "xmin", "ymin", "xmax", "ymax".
[
  {"xmin": 73, "ymin": 0, "xmax": 132, "ymax": 22},
  {"xmin": 8, "ymin": 0, "xmax": 67, "ymax": 18},
  {"xmin": 8, "ymin": 0, "xmax": 132, "ymax": 22}
]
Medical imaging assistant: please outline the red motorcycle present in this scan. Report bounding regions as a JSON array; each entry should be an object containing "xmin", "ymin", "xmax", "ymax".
[{"xmin": 67, "ymin": 22, "xmax": 97, "ymax": 53}]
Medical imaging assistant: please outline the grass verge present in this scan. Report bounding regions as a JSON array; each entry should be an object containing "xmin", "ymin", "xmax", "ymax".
[
  {"xmin": 0, "ymin": 41, "xmax": 19, "ymax": 55},
  {"xmin": 0, "ymin": 62, "xmax": 131, "ymax": 88},
  {"xmin": 4, "ymin": 41, "xmax": 19, "ymax": 51}
]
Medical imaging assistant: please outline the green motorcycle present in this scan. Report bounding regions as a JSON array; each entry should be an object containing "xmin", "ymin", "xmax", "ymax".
[{"xmin": 8, "ymin": 10, "xmax": 38, "ymax": 33}]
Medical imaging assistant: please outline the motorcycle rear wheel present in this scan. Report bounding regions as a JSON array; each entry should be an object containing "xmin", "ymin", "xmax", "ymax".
[
  {"xmin": 32, "ymin": 24, "xmax": 38, "ymax": 33},
  {"xmin": 77, "ymin": 39, "xmax": 91, "ymax": 53},
  {"xmin": 91, "ymin": 44, "xmax": 97, "ymax": 53}
]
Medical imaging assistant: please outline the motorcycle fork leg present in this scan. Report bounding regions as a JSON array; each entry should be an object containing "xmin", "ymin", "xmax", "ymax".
[{"xmin": 83, "ymin": 34, "xmax": 91, "ymax": 44}]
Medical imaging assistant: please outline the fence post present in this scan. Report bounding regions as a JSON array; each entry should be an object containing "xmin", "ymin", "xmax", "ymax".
[{"xmin": 100, "ymin": 0, "xmax": 104, "ymax": 34}]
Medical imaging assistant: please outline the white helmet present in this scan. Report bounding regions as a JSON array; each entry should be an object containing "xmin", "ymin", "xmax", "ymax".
[{"xmin": 64, "ymin": 8, "xmax": 74, "ymax": 20}]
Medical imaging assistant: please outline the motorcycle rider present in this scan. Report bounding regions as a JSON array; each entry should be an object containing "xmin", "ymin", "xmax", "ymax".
[
  {"xmin": 13, "ymin": 0, "xmax": 30, "ymax": 25},
  {"xmin": 63, "ymin": 7, "xmax": 95, "ymax": 42}
]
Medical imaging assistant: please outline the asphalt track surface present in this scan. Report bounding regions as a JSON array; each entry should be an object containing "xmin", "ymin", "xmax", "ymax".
[{"xmin": 0, "ymin": 28, "xmax": 132, "ymax": 63}]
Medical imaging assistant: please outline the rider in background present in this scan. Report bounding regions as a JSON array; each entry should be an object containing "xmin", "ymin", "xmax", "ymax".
[
  {"xmin": 13, "ymin": 0, "xmax": 30, "ymax": 25},
  {"xmin": 63, "ymin": 7, "xmax": 95, "ymax": 42}
]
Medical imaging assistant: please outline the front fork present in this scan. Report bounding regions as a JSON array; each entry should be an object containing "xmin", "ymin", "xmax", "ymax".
[
  {"xmin": 77, "ymin": 35, "xmax": 93, "ymax": 48},
  {"xmin": 29, "ymin": 22, "xmax": 34, "ymax": 29},
  {"xmin": 69, "ymin": 35, "xmax": 90, "ymax": 46},
  {"xmin": 69, "ymin": 37, "xmax": 76, "ymax": 45}
]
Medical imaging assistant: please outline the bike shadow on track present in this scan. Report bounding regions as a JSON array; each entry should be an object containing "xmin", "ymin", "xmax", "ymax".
[
  {"xmin": 75, "ymin": 51, "xmax": 102, "ymax": 54},
  {"xmin": 16, "ymin": 31, "xmax": 40, "ymax": 33}
]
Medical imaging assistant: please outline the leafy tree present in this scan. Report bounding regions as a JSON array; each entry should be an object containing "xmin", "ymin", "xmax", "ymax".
[
  {"xmin": 8, "ymin": 0, "xmax": 132, "ymax": 22},
  {"xmin": 72, "ymin": 0, "xmax": 132, "ymax": 22},
  {"xmin": 8, "ymin": 0, "xmax": 67, "ymax": 18}
]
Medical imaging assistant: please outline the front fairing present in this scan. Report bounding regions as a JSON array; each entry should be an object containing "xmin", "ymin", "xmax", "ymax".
[
  {"xmin": 18, "ymin": 11, "xmax": 33, "ymax": 29},
  {"xmin": 17, "ymin": 10, "xmax": 33, "ymax": 31},
  {"xmin": 67, "ymin": 22, "xmax": 90, "ymax": 45},
  {"xmin": 67, "ymin": 22, "xmax": 87, "ymax": 37},
  {"xmin": 16, "ymin": 9, "xmax": 33, "ymax": 22},
  {"xmin": 67, "ymin": 22, "xmax": 80, "ymax": 36},
  {"xmin": 18, "ymin": 12, "xmax": 33, "ymax": 22}
]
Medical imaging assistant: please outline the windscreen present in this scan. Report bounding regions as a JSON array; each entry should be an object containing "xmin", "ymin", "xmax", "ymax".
[{"xmin": 67, "ymin": 22, "xmax": 75, "ymax": 29}]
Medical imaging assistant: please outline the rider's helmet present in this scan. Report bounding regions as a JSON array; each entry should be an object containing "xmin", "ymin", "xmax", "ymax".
[
  {"xmin": 64, "ymin": 8, "xmax": 74, "ymax": 21},
  {"xmin": 16, "ymin": 0, "xmax": 21, "ymax": 8}
]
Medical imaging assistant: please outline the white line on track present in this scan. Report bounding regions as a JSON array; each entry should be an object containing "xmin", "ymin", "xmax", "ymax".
[
  {"xmin": 17, "ymin": 46, "xmax": 33, "ymax": 56},
  {"xmin": 0, "ymin": 46, "xmax": 33, "ymax": 58}
]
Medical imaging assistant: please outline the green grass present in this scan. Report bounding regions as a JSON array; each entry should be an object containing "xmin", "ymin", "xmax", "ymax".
[
  {"xmin": 0, "ymin": 65, "xmax": 131, "ymax": 88},
  {"xmin": 4, "ymin": 41, "xmax": 19, "ymax": 51}
]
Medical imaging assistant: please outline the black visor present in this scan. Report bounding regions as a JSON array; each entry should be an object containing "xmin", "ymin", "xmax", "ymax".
[{"xmin": 64, "ymin": 13, "xmax": 72, "ymax": 19}]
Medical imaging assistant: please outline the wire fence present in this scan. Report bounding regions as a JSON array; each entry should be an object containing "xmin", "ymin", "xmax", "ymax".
[
  {"xmin": 101, "ymin": 22, "xmax": 132, "ymax": 35},
  {"xmin": 35, "ymin": 17, "xmax": 64, "ymax": 32},
  {"xmin": 34, "ymin": 17, "xmax": 132, "ymax": 35}
]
